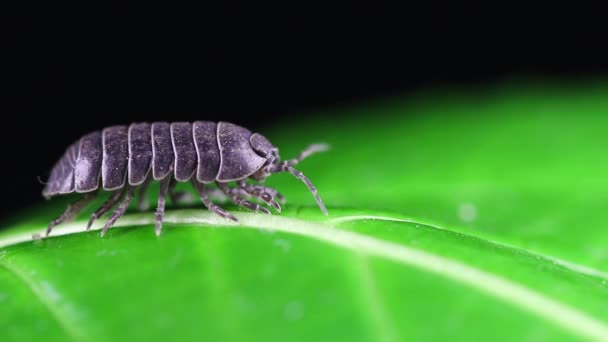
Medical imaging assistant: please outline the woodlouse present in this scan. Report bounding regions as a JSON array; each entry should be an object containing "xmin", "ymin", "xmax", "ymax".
[{"xmin": 43, "ymin": 121, "xmax": 328, "ymax": 237}]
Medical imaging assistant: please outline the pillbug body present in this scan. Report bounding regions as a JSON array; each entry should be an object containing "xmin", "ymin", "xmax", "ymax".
[{"xmin": 43, "ymin": 121, "xmax": 328, "ymax": 237}]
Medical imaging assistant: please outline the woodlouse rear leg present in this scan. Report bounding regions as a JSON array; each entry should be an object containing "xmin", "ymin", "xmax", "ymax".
[
  {"xmin": 46, "ymin": 192, "xmax": 96, "ymax": 236},
  {"xmin": 154, "ymin": 177, "xmax": 170, "ymax": 236},
  {"xmin": 100, "ymin": 186, "xmax": 135, "ymax": 237},
  {"xmin": 86, "ymin": 189, "xmax": 124, "ymax": 230},
  {"xmin": 192, "ymin": 180, "xmax": 238, "ymax": 221},
  {"xmin": 237, "ymin": 180, "xmax": 282, "ymax": 213},
  {"xmin": 217, "ymin": 182, "xmax": 271, "ymax": 214}
]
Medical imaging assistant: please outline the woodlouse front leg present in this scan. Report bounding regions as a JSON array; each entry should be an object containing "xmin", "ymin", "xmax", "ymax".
[
  {"xmin": 192, "ymin": 180, "xmax": 237, "ymax": 221},
  {"xmin": 255, "ymin": 185, "xmax": 286, "ymax": 204},
  {"xmin": 46, "ymin": 192, "xmax": 96, "ymax": 236},
  {"xmin": 238, "ymin": 183, "xmax": 286, "ymax": 204},
  {"xmin": 216, "ymin": 182, "xmax": 271, "ymax": 215},
  {"xmin": 237, "ymin": 180, "xmax": 282, "ymax": 213}
]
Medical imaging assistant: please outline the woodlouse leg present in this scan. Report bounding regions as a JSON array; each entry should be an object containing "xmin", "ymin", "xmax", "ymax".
[
  {"xmin": 101, "ymin": 186, "xmax": 136, "ymax": 237},
  {"xmin": 237, "ymin": 180, "xmax": 282, "ymax": 213},
  {"xmin": 155, "ymin": 177, "xmax": 170, "ymax": 236},
  {"xmin": 46, "ymin": 192, "xmax": 96, "ymax": 236},
  {"xmin": 169, "ymin": 178, "xmax": 195, "ymax": 205},
  {"xmin": 87, "ymin": 189, "xmax": 123, "ymax": 230},
  {"xmin": 237, "ymin": 183, "xmax": 285, "ymax": 204},
  {"xmin": 284, "ymin": 143, "xmax": 330, "ymax": 167},
  {"xmin": 256, "ymin": 185, "xmax": 286, "ymax": 204},
  {"xmin": 192, "ymin": 180, "xmax": 238, "ymax": 221},
  {"xmin": 137, "ymin": 176, "xmax": 152, "ymax": 211},
  {"xmin": 217, "ymin": 182, "xmax": 271, "ymax": 215}
]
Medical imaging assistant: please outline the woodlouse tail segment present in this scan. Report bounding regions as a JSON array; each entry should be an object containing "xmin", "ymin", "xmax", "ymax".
[{"xmin": 38, "ymin": 176, "xmax": 52, "ymax": 200}]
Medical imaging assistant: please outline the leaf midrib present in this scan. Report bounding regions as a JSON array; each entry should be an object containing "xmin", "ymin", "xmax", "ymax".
[{"xmin": 331, "ymin": 215, "xmax": 608, "ymax": 281}]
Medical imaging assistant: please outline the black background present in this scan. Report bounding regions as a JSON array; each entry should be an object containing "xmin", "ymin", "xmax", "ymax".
[{"xmin": 4, "ymin": 12, "xmax": 607, "ymax": 220}]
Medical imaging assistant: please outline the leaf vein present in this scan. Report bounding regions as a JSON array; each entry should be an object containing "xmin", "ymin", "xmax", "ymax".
[{"xmin": 0, "ymin": 261, "xmax": 86, "ymax": 341}]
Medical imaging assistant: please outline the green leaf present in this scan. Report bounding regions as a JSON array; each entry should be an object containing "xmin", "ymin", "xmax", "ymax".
[{"xmin": 2, "ymin": 83, "xmax": 608, "ymax": 341}]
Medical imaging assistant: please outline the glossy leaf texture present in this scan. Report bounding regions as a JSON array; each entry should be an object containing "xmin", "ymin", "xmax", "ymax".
[{"xmin": 2, "ymin": 83, "xmax": 608, "ymax": 342}]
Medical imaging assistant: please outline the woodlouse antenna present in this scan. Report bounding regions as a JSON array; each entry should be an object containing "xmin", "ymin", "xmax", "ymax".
[
  {"xmin": 285, "ymin": 166, "xmax": 328, "ymax": 216},
  {"xmin": 284, "ymin": 143, "xmax": 330, "ymax": 167}
]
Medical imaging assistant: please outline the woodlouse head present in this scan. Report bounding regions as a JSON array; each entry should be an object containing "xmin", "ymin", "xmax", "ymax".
[
  {"xmin": 247, "ymin": 132, "xmax": 329, "ymax": 215},
  {"xmin": 250, "ymin": 133, "xmax": 279, "ymax": 160},
  {"xmin": 249, "ymin": 133, "xmax": 279, "ymax": 181}
]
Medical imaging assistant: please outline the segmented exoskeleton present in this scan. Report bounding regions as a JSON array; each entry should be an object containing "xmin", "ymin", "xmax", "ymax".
[{"xmin": 43, "ymin": 121, "xmax": 328, "ymax": 236}]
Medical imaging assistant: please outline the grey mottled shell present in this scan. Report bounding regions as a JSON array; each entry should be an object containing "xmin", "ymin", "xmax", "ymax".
[
  {"xmin": 216, "ymin": 122, "xmax": 267, "ymax": 182},
  {"xmin": 42, "ymin": 121, "xmax": 271, "ymax": 197},
  {"xmin": 193, "ymin": 121, "xmax": 220, "ymax": 183},
  {"xmin": 170, "ymin": 122, "xmax": 197, "ymax": 182},
  {"xmin": 75, "ymin": 131, "xmax": 103, "ymax": 192},
  {"xmin": 102, "ymin": 126, "xmax": 129, "ymax": 190},
  {"xmin": 128, "ymin": 123, "xmax": 152, "ymax": 185},
  {"xmin": 151, "ymin": 122, "xmax": 174, "ymax": 181}
]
